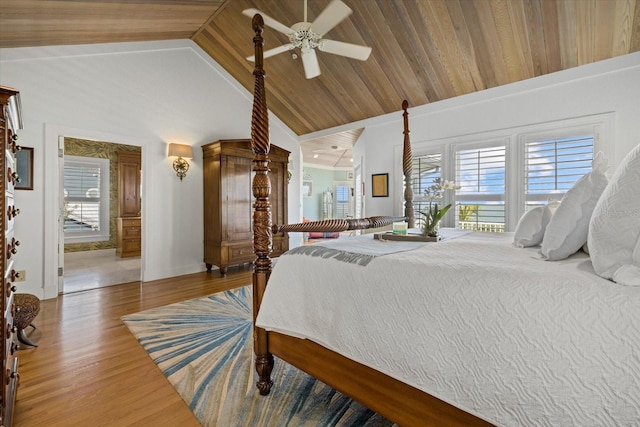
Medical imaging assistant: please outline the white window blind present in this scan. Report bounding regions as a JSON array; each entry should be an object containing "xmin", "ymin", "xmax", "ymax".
[
  {"xmin": 64, "ymin": 156, "xmax": 110, "ymax": 242},
  {"xmin": 455, "ymin": 146, "xmax": 506, "ymax": 232},
  {"xmin": 524, "ymin": 135, "xmax": 593, "ymax": 209}
]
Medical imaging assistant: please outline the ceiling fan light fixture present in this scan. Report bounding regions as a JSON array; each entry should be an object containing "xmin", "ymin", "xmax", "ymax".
[
  {"xmin": 242, "ymin": 0, "xmax": 371, "ymax": 79},
  {"xmin": 289, "ymin": 24, "xmax": 320, "ymax": 50}
]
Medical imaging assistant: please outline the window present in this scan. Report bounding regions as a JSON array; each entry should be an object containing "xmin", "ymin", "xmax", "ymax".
[
  {"xmin": 402, "ymin": 114, "xmax": 609, "ymax": 232},
  {"xmin": 411, "ymin": 153, "xmax": 442, "ymax": 228},
  {"xmin": 455, "ymin": 145, "xmax": 506, "ymax": 232},
  {"xmin": 334, "ymin": 184, "xmax": 351, "ymax": 218},
  {"xmin": 64, "ymin": 156, "xmax": 110, "ymax": 243},
  {"xmin": 523, "ymin": 135, "xmax": 593, "ymax": 209}
]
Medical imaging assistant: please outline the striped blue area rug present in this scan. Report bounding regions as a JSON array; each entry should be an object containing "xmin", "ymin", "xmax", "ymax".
[{"xmin": 121, "ymin": 286, "xmax": 394, "ymax": 427}]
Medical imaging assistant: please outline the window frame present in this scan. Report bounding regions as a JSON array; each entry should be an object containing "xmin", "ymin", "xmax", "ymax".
[
  {"xmin": 396, "ymin": 113, "xmax": 612, "ymax": 232},
  {"xmin": 405, "ymin": 147, "xmax": 445, "ymax": 229},
  {"xmin": 334, "ymin": 182, "xmax": 353, "ymax": 219},
  {"xmin": 63, "ymin": 155, "xmax": 111, "ymax": 244},
  {"xmin": 451, "ymin": 139, "xmax": 509, "ymax": 232},
  {"xmin": 514, "ymin": 117, "xmax": 611, "ymax": 225}
]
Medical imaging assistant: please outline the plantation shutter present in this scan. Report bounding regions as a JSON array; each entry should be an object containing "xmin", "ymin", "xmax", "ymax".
[
  {"xmin": 335, "ymin": 184, "xmax": 350, "ymax": 218},
  {"xmin": 411, "ymin": 153, "xmax": 442, "ymax": 228},
  {"xmin": 455, "ymin": 146, "xmax": 506, "ymax": 232},
  {"xmin": 524, "ymin": 136, "xmax": 594, "ymax": 209}
]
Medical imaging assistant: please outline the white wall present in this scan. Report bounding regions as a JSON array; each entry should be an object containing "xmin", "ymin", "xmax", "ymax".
[
  {"xmin": 349, "ymin": 52, "xmax": 640, "ymax": 220},
  {"xmin": 0, "ymin": 40, "xmax": 302, "ymax": 299}
]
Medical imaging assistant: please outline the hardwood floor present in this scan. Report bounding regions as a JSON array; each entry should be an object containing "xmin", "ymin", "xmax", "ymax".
[{"xmin": 13, "ymin": 267, "xmax": 253, "ymax": 426}]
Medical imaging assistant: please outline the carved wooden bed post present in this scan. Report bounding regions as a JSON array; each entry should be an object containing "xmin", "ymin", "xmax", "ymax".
[
  {"xmin": 250, "ymin": 14, "xmax": 274, "ymax": 396},
  {"xmin": 248, "ymin": 14, "xmax": 415, "ymax": 399},
  {"xmin": 402, "ymin": 100, "xmax": 415, "ymax": 229}
]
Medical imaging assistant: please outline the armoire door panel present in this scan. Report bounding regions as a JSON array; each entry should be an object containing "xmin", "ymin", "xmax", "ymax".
[{"xmin": 223, "ymin": 155, "xmax": 253, "ymax": 242}]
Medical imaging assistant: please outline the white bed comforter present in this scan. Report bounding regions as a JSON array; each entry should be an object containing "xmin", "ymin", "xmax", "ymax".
[{"xmin": 256, "ymin": 230, "xmax": 640, "ymax": 426}]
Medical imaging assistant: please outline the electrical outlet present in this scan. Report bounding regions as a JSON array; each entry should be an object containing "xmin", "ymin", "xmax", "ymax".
[{"xmin": 14, "ymin": 270, "xmax": 26, "ymax": 282}]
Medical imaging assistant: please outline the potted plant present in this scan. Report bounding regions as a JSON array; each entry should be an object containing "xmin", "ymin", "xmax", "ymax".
[{"xmin": 418, "ymin": 178, "xmax": 459, "ymax": 237}]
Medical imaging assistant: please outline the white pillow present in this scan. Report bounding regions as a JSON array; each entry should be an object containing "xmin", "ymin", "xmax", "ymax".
[
  {"xmin": 540, "ymin": 152, "xmax": 608, "ymax": 260},
  {"xmin": 513, "ymin": 205, "xmax": 553, "ymax": 248},
  {"xmin": 588, "ymin": 143, "xmax": 640, "ymax": 286}
]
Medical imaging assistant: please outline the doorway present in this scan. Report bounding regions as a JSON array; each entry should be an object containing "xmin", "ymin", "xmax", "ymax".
[{"xmin": 60, "ymin": 137, "xmax": 142, "ymax": 293}]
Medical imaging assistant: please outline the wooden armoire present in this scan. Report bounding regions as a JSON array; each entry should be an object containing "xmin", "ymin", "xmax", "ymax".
[
  {"xmin": 116, "ymin": 151, "xmax": 141, "ymax": 257},
  {"xmin": 202, "ymin": 139, "xmax": 289, "ymax": 276},
  {"xmin": 1, "ymin": 86, "xmax": 22, "ymax": 426}
]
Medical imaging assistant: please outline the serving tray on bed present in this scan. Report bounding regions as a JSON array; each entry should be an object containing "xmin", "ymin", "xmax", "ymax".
[{"xmin": 373, "ymin": 232, "xmax": 441, "ymax": 242}]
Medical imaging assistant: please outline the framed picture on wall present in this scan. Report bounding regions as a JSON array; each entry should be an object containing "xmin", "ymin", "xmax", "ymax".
[
  {"xmin": 371, "ymin": 173, "xmax": 388, "ymax": 197},
  {"xmin": 303, "ymin": 180, "xmax": 313, "ymax": 197},
  {"xmin": 15, "ymin": 146, "xmax": 34, "ymax": 190}
]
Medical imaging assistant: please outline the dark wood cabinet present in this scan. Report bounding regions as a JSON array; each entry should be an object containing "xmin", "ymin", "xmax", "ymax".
[
  {"xmin": 1, "ymin": 86, "xmax": 22, "ymax": 426},
  {"xmin": 116, "ymin": 217, "xmax": 141, "ymax": 258},
  {"xmin": 116, "ymin": 152, "xmax": 141, "ymax": 257},
  {"xmin": 202, "ymin": 139, "xmax": 289, "ymax": 275}
]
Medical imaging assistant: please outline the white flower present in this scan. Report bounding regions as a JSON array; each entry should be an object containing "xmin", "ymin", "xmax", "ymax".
[
  {"xmin": 441, "ymin": 180, "xmax": 457, "ymax": 190},
  {"xmin": 424, "ymin": 178, "xmax": 459, "ymax": 201}
]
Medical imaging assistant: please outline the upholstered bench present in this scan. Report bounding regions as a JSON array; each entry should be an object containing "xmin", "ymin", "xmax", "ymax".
[{"xmin": 14, "ymin": 293, "xmax": 40, "ymax": 347}]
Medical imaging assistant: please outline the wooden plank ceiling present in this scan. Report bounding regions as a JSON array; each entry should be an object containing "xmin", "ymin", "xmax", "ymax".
[{"xmin": 1, "ymin": 0, "xmax": 639, "ymax": 169}]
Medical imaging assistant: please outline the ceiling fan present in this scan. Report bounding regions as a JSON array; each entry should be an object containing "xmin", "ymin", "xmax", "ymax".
[{"xmin": 243, "ymin": 0, "xmax": 372, "ymax": 79}]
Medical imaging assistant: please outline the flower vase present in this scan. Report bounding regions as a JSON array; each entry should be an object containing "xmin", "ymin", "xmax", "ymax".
[{"xmin": 423, "ymin": 222, "xmax": 440, "ymax": 238}]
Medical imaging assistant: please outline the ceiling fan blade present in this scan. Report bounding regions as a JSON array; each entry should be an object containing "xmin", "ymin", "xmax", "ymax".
[
  {"xmin": 310, "ymin": 0, "xmax": 352, "ymax": 37},
  {"xmin": 242, "ymin": 8, "xmax": 293, "ymax": 35},
  {"xmin": 318, "ymin": 39, "xmax": 372, "ymax": 61},
  {"xmin": 301, "ymin": 48, "xmax": 321, "ymax": 79},
  {"xmin": 246, "ymin": 43, "xmax": 295, "ymax": 62}
]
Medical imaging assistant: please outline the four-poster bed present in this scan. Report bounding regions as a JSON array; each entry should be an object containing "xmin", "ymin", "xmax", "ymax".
[
  {"xmin": 248, "ymin": 13, "xmax": 640, "ymax": 427},
  {"xmin": 248, "ymin": 14, "xmax": 490, "ymax": 426}
]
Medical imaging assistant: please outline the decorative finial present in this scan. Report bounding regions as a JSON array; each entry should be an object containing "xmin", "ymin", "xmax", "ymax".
[{"xmin": 252, "ymin": 14, "xmax": 264, "ymax": 32}]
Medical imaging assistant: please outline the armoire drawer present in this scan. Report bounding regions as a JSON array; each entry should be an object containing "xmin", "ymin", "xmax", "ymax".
[
  {"xmin": 122, "ymin": 239, "xmax": 141, "ymax": 252},
  {"xmin": 228, "ymin": 243, "xmax": 254, "ymax": 263},
  {"xmin": 122, "ymin": 226, "xmax": 141, "ymax": 239},
  {"xmin": 120, "ymin": 218, "xmax": 140, "ymax": 228}
]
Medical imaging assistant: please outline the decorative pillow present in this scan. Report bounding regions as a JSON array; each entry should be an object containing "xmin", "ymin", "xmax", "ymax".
[
  {"xmin": 540, "ymin": 152, "xmax": 608, "ymax": 260},
  {"xmin": 513, "ymin": 205, "xmax": 553, "ymax": 248},
  {"xmin": 588, "ymin": 143, "xmax": 640, "ymax": 286}
]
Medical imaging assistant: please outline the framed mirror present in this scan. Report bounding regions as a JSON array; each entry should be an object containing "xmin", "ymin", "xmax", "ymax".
[{"xmin": 15, "ymin": 146, "xmax": 33, "ymax": 190}]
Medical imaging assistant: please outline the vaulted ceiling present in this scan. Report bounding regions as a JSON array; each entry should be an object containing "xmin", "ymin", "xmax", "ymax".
[{"xmin": 2, "ymin": 0, "xmax": 639, "ymax": 169}]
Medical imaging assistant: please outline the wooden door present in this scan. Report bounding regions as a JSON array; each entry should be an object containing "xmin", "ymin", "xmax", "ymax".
[{"xmin": 118, "ymin": 152, "xmax": 141, "ymax": 217}]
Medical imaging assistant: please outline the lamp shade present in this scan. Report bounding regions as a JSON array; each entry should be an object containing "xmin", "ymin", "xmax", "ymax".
[{"xmin": 168, "ymin": 143, "xmax": 193, "ymax": 159}]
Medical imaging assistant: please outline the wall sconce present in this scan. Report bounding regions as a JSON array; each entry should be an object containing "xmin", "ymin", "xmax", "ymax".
[{"xmin": 168, "ymin": 143, "xmax": 193, "ymax": 181}]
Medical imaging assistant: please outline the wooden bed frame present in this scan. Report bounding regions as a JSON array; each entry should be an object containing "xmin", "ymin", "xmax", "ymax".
[{"xmin": 249, "ymin": 15, "xmax": 492, "ymax": 426}]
